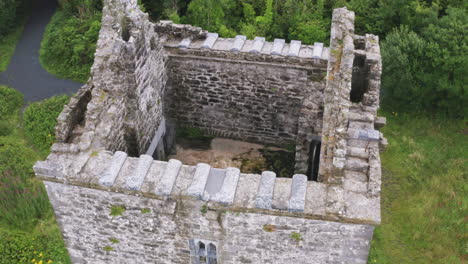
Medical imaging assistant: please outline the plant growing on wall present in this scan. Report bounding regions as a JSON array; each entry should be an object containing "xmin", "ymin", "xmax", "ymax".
[{"xmin": 109, "ymin": 205, "xmax": 126, "ymax": 217}]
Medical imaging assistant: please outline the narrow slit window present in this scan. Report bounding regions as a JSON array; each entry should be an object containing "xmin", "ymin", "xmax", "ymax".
[{"xmin": 307, "ymin": 139, "xmax": 321, "ymax": 181}]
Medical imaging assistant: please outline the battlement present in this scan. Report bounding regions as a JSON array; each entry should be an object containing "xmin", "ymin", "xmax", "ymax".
[
  {"xmin": 34, "ymin": 0, "xmax": 385, "ymax": 262},
  {"xmin": 35, "ymin": 146, "xmax": 379, "ymax": 225},
  {"xmin": 157, "ymin": 20, "xmax": 329, "ymax": 68}
]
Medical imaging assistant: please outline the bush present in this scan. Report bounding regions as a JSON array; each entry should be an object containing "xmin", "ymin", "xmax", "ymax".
[
  {"xmin": 0, "ymin": 227, "xmax": 71, "ymax": 264},
  {"xmin": 0, "ymin": 0, "xmax": 18, "ymax": 37},
  {"xmin": 23, "ymin": 95, "xmax": 70, "ymax": 154},
  {"xmin": 0, "ymin": 137, "xmax": 48, "ymax": 229},
  {"xmin": 0, "ymin": 172, "xmax": 50, "ymax": 230},
  {"xmin": 40, "ymin": 11, "xmax": 101, "ymax": 83},
  {"xmin": 0, "ymin": 86, "xmax": 23, "ymax": 119},
  {"xmin": 382, "ymin": 19, "xmax": 467, "ymax": 117},
  {"xmin": 0, "ymin": 136, "xmax": 37, "ymax": 179}
]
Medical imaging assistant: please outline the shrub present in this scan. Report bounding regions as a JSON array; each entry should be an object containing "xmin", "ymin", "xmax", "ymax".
[
  {"xmin": 381, "ymin": 8, "xmax": 467, "ymax": 117},
  {"xmin": 0, "ymin": 228, "xmax": 71, "ymax": 264},
  {"xmin": 0, "ymin": 172, "xmax": 50, "ymax": 229},
  {"xmin": 0, "ymin": 137, "xmax": 47, "ymax": 229},
  {"xmin": 0, "ymin": 136, "xmax": 37, "ymax": 180},
  {"xmin": 0, "ymin": 0, "xmax": 18, "ymax": 37},
  {"xmin": 0, "ymin": 85, "xmax": 23, "ymax": 119},
  {"xmin": 40, "ymin": 11, "xmax": 101, "ymax": 83},
  {"xmin": 23, "ymin": 95, "xmax": 70, "ymax": 155}
]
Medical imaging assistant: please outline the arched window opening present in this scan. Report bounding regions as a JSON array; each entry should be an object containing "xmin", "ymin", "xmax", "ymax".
[
  {"xmin": 307, "ymin": 139, "xmax": 321, "ymax": 181},
  {"xmin": 189, "ymin": 239, "xmax": 218, "ymax": 264}
]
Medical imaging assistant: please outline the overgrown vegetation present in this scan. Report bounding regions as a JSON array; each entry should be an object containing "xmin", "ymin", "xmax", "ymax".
[
  {"xmin": 23, "ymin": 95, "xmax": 71, "ymax": 155},
  {"xmin": 176, "ymin": 126, "xmax": 215, "ymax": 150},
  {"xmin": 0, "ymin": 86, "xmax": 70, "ymax": 263},
  {"xmin": 0, "ymin": 0, "xmax": 29, "ymax": 72},
  {"xmin": 140, "ymin": 0, "xmax": 467, "ymax": 117},
  {"xmin": 368, "ymin": 112, "xmax": 467, "ymax": 263},
  {"xmin": 40, "ymin": 0, "xmax": 102, "ymax": 83}
]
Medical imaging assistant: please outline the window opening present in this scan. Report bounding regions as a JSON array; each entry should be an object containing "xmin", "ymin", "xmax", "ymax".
[
  {"xmin": 189, "ymin": 239, "xmax": 217, "ymax": 264},
  {"xmin": 307, "ymin": 139, "xmax": 321, "ymax": 181},
  {"xmin": 350, "ymin": 54, "xmax": 370, "ymax": 103}
]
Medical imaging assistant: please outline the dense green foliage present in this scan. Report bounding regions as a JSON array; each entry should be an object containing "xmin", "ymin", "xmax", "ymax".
[
  {"xmin": 0, "ymin": 226, "xmax": 70, "ymax": 264},
  {"xmin": 0, "ymin": 0, "xmax": 28, "ymax": 72},
  {"xmin": 0, "ymin": 0, "xmax": 27, "ymax": 37},
  {"xmin": 0, "ymin": 85, "xmax": 23, "ymax": 117},
  {"xmin": 0, "ymin": 86, "xmax": 70, "ymax": 263},
  {"xmin": 40, "ymin": 0, "xmax": 102, "ymax": 83},
  {"xmin": 139, "ymin": 0, "xmax": 467, "ymax": 117},
  {"xmin": 368, "ymin": 112, "xmax": 467, "ymax": 263},
  {"xmin": 23, "ymin": 95, "xmax": 70, "ymax": 155},
  {"xmin": 0, "ymin": 24, "xmax": 24, "ymax": 72}
]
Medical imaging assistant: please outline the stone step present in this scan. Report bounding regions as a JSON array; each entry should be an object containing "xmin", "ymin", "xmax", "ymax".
[
  {"xmin": 347, "ymin": 112, "xmax": 375, "ymax": 123},
  {"xmin": 345, "ymin": 157, "xmax": 369, "ymax": 173},
  {"xmin": 344, "ymin": 170, "xmax": 368, "ymax": 182},
  {"xmin": 347, "ymin": 128, "xmax": 380, "ymax": 141},
  {"xmin": 346, "ymin": 147, "xmax": 369, "ymax": 159},
  {"xmin": 348, "ymin": 120, "xmax": 374, "ymax": 130}
]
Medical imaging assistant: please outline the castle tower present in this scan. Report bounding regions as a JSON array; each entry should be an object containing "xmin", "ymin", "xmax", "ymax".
[{"xmin": 34, "ymin": 1, "xmax": 386, "ymax": 263}]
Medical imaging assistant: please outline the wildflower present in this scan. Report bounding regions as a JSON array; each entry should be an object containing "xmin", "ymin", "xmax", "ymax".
[
  {"xmin": 31, "ymin": 259, "xmax": 36, "ymax": 263},
  {"xmin": 39, "ymin": 253, "xmax": 43, "ymax": 257},
  {"xmin": 39, "ymin": 261, "xmax": 43, "ymax": 264},
  {"xmin": 47, "ymin": 260, "xmax": 53, "ymax": 264}
]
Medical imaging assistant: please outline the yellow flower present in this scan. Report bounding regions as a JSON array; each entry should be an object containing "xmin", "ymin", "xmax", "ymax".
[
  {"xmin": 47, "ymin": 260, "xmax": 53, "ymax": 264},
  {"xmin": 31, "ymin": 260, "xmax": 36, "ymax": 263},
  {"xmin": 39, "ymin": 253, "xmax": 43, "ymax": 257},
  {"xmin": 39, "ymin": 261, "xmax": 43, "ymax": 264}
]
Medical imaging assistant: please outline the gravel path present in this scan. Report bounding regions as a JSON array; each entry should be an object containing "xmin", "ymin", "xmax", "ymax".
[{"xmin": 0, "ymin": 0, "xmax": 82, "ymax": 102}]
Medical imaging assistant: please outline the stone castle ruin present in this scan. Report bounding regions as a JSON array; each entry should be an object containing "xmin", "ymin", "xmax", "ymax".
[{"xmin": 34, "ymin": 0, "xmax": 387, "ymax": 263}]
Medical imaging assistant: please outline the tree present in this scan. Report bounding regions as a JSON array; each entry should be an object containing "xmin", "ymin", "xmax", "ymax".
[
  {"xmin": 185, "ymin": 0, "xmax": 224, "ymax": 32},
  {"xmin": 0, "ymin": 0, "xmax": 19, "ymax": 37}
]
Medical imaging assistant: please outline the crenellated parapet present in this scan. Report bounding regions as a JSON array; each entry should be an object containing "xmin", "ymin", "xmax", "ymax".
[
  {"xmin": 159, "ymin": 22, "xmax": 330, "ymax": 69},
  {"xmin": 33, "ymin": 1, "xmax": 384, "ymax": 263}
]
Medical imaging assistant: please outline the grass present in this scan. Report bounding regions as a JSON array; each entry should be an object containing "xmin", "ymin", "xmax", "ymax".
[
  {"xmin": 0, "ymin": 86, "xmax": 71, "ymax": 264},
  {"xmin": 110, "ymin": 205, "xmax": 126, "ymax": 217},
  {"xmin": 368, "ymin": 112, "xmax": 467, "ymax": 264},
  {"xmin": 0, "ymin": 24, "xmax": 24, "ymax": 72}
]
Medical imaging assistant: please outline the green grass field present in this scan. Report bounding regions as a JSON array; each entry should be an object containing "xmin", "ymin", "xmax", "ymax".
[{"xmin": 368, "ymin": 112, "xmax": 467, "ymax": 264}]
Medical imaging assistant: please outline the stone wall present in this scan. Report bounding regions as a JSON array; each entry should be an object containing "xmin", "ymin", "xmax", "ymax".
[
  {"xmin": 45, "ymin": 181, "xmax": 374, "ymax": 264},
  {"xmin": 165, "ymin": 56, "xmax": 325, "ymax": 145},
  {"xmin": 53, "ymin": 0, "xmax": 167, "ymax": 156},
  {"xmin": 33, "ymin": 1, "xmax": 386, "ymax": 263}
]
